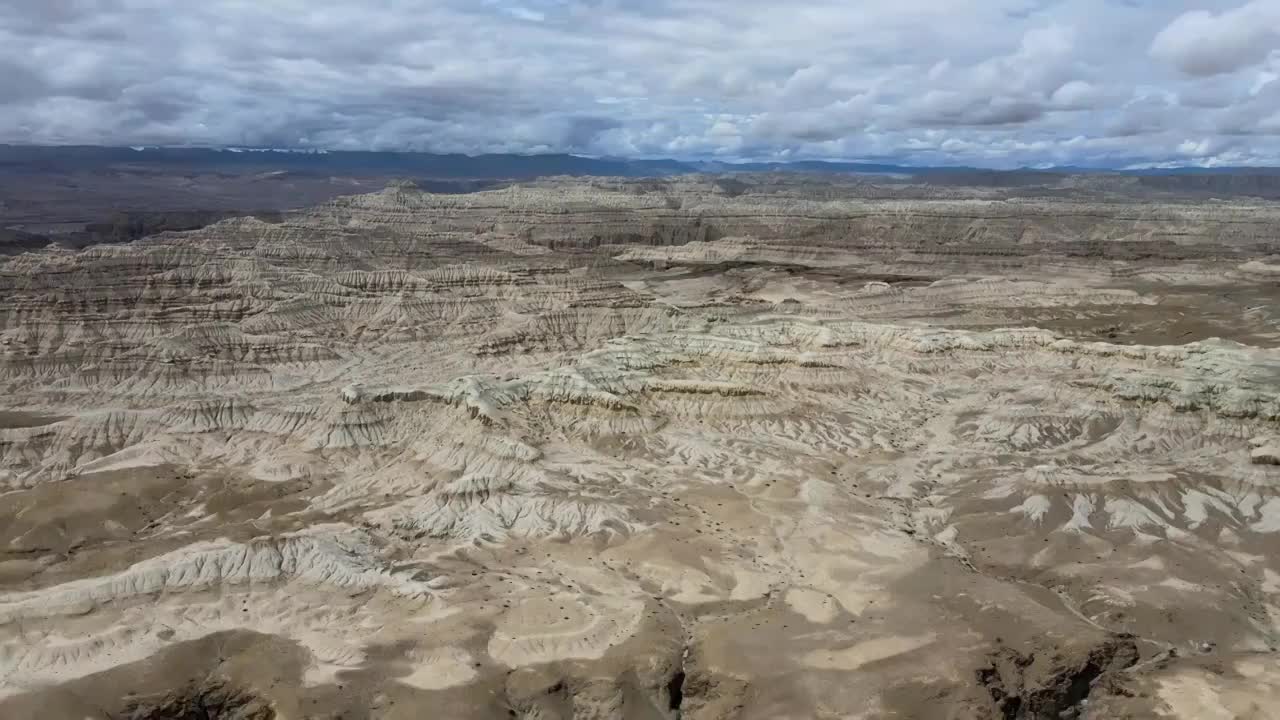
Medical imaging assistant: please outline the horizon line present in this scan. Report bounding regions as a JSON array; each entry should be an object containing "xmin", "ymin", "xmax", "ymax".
[{"xmin": 2, "ymin": 142, "xmax": 1279, "ymax": 174}]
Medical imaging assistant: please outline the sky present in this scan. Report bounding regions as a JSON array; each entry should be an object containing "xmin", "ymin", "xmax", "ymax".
[{"xmin": 0, "ymin": 0, "xmax": 1278, "ymax": 168}]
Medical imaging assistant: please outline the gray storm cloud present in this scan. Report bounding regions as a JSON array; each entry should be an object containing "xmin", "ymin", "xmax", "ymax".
[{"xmin": 0, "ymin": 0, "xmax": 1278, "ymax": 167}]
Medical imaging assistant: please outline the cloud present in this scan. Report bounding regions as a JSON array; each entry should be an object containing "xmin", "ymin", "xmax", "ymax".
[
  {"xmin": 0, "ymin": 58, "xmax": 46, "ymax": 105},
  {"xmin": 0, "ymin": 1, "xmax": 1278, "ymax": 167},
  {"xmin": 1151, "ymin": 1, "xmax": 1280, "ymax": 76},
  {"xmin": 1051, "ymin": 80, "xmax": 1107, "ymax": 110}
]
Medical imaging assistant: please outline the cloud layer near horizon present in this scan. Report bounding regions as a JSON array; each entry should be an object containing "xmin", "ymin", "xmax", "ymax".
[{"xmin": 1, "ymin": 0, "xmax": 1278, "ymax": 167}]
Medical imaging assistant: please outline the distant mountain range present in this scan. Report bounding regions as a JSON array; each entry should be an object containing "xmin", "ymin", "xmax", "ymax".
[
  {"xmin": 3, "ymin": 144, "xmax": 1278, "ymax": 180},
  {"xmin": 5, "ymin": 144, "xmax": 1280, "ymax": 251}
]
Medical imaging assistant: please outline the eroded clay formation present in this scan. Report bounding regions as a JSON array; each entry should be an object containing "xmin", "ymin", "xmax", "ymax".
[{"xmin": 2, "ymin": 176, "xmax": 1280, "ymax": 719}]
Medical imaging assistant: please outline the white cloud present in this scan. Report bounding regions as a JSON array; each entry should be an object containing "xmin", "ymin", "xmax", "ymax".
[
  {"xmin": 505, "ymin": 6, "xmax": 546, "ymax": 22},
  {"xmin": 1151, "ymin": 1, "xmax": 1280, "ymax": 76},
  {"xmin": 1051, "ymin": 81, "xmax": 1105, "ymax": 110}
]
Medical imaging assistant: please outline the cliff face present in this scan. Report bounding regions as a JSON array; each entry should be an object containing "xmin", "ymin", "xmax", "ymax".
[
  {"xmin": 1, "ymin": 177, "xmax": 1279, "ymax": 720},
  {"xmin": 316, "ymin": 179, "xmax": 1280, "ymax": 271}
]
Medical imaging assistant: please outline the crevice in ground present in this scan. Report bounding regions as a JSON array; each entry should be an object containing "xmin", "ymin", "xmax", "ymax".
[
  {"xmin": 976, "ymin": 635, "xmax": 1139, "ymax": 720},
  {"xmin": 667, "ymin": 669, "xmax": 686, "ymax": 715},
  {"xmin": 121, "ymin": 681, "xmax": 274, "ymax": 720}
]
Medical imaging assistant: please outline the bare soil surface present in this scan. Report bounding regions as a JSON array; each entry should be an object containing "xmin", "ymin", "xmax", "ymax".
[{"xmin": 2, "ymin": 176, "xmax": 1279, "ymax": 719}]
